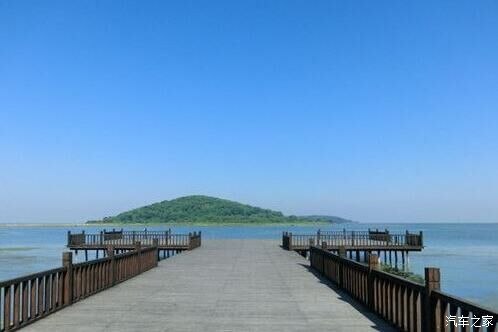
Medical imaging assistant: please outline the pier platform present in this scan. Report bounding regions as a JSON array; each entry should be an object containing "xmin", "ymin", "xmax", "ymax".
[{"xmin": 23, "ymin": 240, "xmax": 394, "ymax": 331}]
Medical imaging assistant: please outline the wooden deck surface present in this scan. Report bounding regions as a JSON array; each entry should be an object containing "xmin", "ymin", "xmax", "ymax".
[{"xmin": 24, "ymin": 240, "xmax": 394, "ymax": 331}]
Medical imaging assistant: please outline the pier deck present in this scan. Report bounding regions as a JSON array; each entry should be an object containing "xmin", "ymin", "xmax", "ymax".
[{"xmin": 23, "ymin": 240, "xmax": 394, "ymax": 332}]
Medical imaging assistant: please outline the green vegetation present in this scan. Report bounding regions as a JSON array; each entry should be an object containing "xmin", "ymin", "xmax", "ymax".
[
  {"xmin": 86, "ymin": 195, "xmax": 354, "ymax": 225},
  {"xmin": 299, "ymin": 215, "xmax": 356, "ymax": 224},
  {"xmin": 380, "ymin": 264, "xmax": 425, "ymax": 284}
]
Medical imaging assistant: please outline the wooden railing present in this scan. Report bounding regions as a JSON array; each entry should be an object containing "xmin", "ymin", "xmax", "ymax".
[
  {"xmin": 67, "ymin": 230, "xmax": 200, "ymax": 248},
  {"xmin": 188, "ymin": 232, "xmax": 201, "ymax": 250},
  {"xmin": 103, "ymin": 229, "xmax": 123, "ymax": 241},
  {"xmin": 283, "ymin": 230, "xmax": 423, "ymax": 250},
  {"xmin": 0, "ymin": 242, "xmax": 158, "ymax": 332},
  {"xmin": 67, "ymin": 233, "xmax": 85, "ymax": 246},
  {"xmin": 310, "ymin": 246, "xmax": 498, "ymax": 332},
  {"xmin": 368, "ymin": 228, "xmax": 390, "ymax": 242}
]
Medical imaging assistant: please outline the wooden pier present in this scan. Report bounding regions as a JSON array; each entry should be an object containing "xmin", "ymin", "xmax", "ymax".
[
  {"xmin": 1, "ymin": 229, "xmax": 497, "ymax": 332},
  {"xmin": 18, "ymin": 240, "xmax": 395, "ymax": 332},
  {"xmin": 283, "ymin": 229, "xmax": 423, "ymax": 269}
]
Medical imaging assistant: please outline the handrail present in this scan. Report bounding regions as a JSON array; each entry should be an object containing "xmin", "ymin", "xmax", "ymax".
[
  {"xmin": 283, "ymin": 230, "xmax": 423, "ymax": 249},
  {"xmin": 309, "ymin": 246, "xmax": 497, "ymax": 332},
  {"xmin": 0, "ymin": 241, "xmax": 158, "ymax": 332},
  {"xmin": 430, "ymin": 290, "xmax": 497, "ymax": 332},
  {"xmin": 67, "ymin": 230, "xmax": 201, "ymax": 249}
]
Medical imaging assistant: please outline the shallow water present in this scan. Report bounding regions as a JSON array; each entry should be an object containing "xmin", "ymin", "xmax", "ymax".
[{"xmin": 0, "ymin": 223, "xmax": 497, "ymax": 310}]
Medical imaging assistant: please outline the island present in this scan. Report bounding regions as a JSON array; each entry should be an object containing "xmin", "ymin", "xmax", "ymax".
[{"xmin": 86, "ymin": 195, "xmax": 355, "ymax": 225}]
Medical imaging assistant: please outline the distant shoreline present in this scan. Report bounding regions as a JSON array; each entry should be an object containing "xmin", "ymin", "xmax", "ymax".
[
  {"xmin": 0, "ymin": 221, "xmax": 334, "ymax": 228},
  {"xmin": 1, "ymin": 221, "xmax": 498, "ymax": 228}
]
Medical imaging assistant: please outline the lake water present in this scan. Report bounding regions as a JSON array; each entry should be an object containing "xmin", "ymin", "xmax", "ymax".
[{"xmin": 1, "ymin": 223, "xmax": 497, "ymax": 311}]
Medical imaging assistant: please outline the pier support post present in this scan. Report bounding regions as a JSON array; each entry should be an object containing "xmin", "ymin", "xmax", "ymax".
[
  {"xmin": 62, "ymin": 252, "xmax": 73, "ymax": 306},
  {"xmin": 423, "ymin": 267, "xmax": 441, "ymax": 332},
  {"xmin": 67, "ymin": 231, "xmax": 71, "ymax": 246},
  {"xmin": 367, "ymin": 254, "xmax": 379, "ymax": 309}
]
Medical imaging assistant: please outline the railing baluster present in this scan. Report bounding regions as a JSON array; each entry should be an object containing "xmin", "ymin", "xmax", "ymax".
[
  {"xmin": 4, "ymin": 284, "xmax": 12, "ymax": 331},
  {"xmin": 37, "ymin": 277, "xmax": 44, "ymax": 317},
  {"xmin": 22, "ymin": 281, "xmax": 28, "ymax": 324},
  {"xmin": 30, "ymin": 279, "xmax": 36, "ymax": 319}
]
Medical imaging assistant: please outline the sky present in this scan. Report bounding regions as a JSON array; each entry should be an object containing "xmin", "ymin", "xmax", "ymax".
[{"xmin": 1, "ymin": 1, "xmax": 498, "ymax": 223}]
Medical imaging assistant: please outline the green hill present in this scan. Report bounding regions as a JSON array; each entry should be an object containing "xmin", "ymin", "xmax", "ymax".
[{"xmin": 86, "ymin": 195, "xmax": 354, "ymax": 224}]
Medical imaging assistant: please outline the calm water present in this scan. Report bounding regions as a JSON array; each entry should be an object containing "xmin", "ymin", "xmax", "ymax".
[{"xmin": 1, "ymin": 223, "xmax": 497, "ymax": 310}]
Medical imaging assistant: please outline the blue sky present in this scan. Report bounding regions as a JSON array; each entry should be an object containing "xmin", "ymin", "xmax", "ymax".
[{"xmin": 1, "ymin": 1, "xmax": 497, "ymax": 223}]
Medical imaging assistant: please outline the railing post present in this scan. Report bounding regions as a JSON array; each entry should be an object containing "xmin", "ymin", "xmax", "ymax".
[
  {"xmin": 321, "ymin": 241, "xmax": 327, "ymax": 250},
  {"xmin": 62, "ymin": 252, "xmax": 73, "ymax": 305},
  {"xmin": 199, "ymin": 231, "xmax": 202, "ymax": 247},
  {"xmin": 423, "ymin": 267, "xmax": 441, "ymax": 332},
  {"xmin": 107, "ymin": 245, "xmax": 115, "ymax": 285},
  {"xmin": 82, "ymin": 230, "xmax": 85, "ymax": 244},
  {"xmin": 153, "ymin": 238, "xmax": 159, "ymax": 266},
  {"xmin": 367, "ymin": 254, "xmax": 379, "ymax": 309},
  {"xmin": 100, "ymin": 231, "xmax": 103, "ymax": 245},
  {"xmin": 338, "ymin": 246, "xmax": 346, "ymax": 258},
  {"xmin": 351, "ymin": 231, "xmax": 355, "ymax": 246},
  {"xmin": 135, "ymin": 241, "xmax": 142, "ymax": 273},
  {"xmin": 188, "ymin": 232, "xmax": 192, "ymax": 250},
  {"xmin": 338, "ymin": 246, "xmax": 346, "ymax": 287},
  {"xmin": 288, "ymin": 232, "xmax": 293, "ymax": 251},
  {"xmin": 317, "ymin": 229, "xmax": 321, "ymax": 245},
  {"xmin": 67, "ymin": 231, "xmax": 71, "ymax": 246},
  {"xmin": 419, "ymin": 231, "xmax": 424, "ymax": 246}
]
